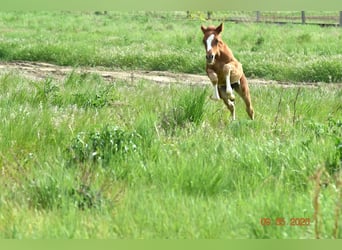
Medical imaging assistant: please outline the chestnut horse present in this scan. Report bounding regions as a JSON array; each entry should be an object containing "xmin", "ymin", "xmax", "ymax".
[{"xmin": 201, "ymin": 23, "xmax": 254, "ymax": 120}]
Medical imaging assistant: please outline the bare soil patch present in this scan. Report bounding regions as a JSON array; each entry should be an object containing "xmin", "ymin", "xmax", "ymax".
[{"xmin": 1, "ymin": 61, "xmax": 341, "ymax": 89}]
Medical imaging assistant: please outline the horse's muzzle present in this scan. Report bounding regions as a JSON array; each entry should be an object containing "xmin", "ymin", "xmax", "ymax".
[{"xmin": 206, "ymin": 54, "xmax": 215, "ymax": 64}]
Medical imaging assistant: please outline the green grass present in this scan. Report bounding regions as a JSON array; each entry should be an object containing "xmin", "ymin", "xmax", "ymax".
[
  {"xmin": 0, "ymin": 11, "xmax": 342, "ymax": 239},
  {"xmin": 0, "ymin": 71, "xmax": 341, "ymax": 239},
  {"xmin": 0, "ymin": 11, "xmax": 341, "ymax": 82}
]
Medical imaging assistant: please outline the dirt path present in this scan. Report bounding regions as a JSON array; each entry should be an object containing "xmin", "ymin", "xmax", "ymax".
[
  {"xmin": 0, "ymin": 61, "xmax": 341, "ymax": 89},
  {"xmin": 0, "ymin": 61, "xmax": 210, "ymax": 85}
]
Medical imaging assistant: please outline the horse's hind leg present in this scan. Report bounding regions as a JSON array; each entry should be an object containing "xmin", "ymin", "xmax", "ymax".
[
  {"xmin": 219, "ymin": 86, "xmax": 235, "ymax": 121},
  {"xmin": 234, "ymin": 74, "xmax": 254, "ymax": 120}
]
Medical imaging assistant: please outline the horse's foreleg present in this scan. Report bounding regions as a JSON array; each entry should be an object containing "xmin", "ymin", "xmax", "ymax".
[
  {"xmin": 223, "ymin": 64, "xmax": 235, "ymax": 101},
  {"xmin": 207, "ymin": 69, "xmax": 220, "ymax": 100},
  {"xmin": 211, "ymin": 84, "xmax": 220, "ymax": 100},
  {"xmin": 226, "ymin": 70, "xmax": 235, "ymax": 101}
]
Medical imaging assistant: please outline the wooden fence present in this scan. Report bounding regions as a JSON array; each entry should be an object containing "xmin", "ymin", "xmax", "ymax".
[{"xmin": 198, "ymin": 11, "xmax": 342, "ymax": 27}]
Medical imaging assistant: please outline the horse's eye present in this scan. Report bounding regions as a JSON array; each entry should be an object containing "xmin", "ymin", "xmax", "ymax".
[{"xmin": 214, "ymin": 39, "xmax": 218, "ymax": 44}]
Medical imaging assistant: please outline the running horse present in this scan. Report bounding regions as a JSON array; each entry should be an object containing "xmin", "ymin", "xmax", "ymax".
[{"xmin": 201, "ymin": 23, "xmax": 254, "ymax": 120}]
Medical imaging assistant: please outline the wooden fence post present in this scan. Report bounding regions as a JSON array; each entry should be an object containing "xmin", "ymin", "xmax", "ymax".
[
  {"xmin": 256, "ymin": 11, "xmax": 260, "ymax": 22},
  {"xmin": 301, "ymin": 11, "xmax": 306, "ymax": 24},
  {"xmin": 207, "ymin": 11, "xmax": 212, "ymax": 20},
  {"xmin": 340, "ymin": 11, "xmax": 342, "ymax": 27}
]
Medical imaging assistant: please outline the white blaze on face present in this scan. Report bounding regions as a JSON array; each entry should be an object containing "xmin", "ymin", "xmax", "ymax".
[{"xmin": 206, "ymin": 34, "xmax": 215, "ymax": 52}]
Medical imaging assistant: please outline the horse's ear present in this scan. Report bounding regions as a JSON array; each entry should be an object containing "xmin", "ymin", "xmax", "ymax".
[
  {"xmin": 216, "ymin": 23, "xmax": 224, "ymax": 34},
  {"xmin": 201, "ymin": 25, "xmax": 207, "ymax": 34}
]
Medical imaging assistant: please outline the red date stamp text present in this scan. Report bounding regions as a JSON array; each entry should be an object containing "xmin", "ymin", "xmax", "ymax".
[{"xmin": 260, "ymin": 217, "xmax": 311, "ymax": 226}]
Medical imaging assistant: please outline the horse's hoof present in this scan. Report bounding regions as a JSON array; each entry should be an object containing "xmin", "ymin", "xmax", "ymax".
[
  {"xmin": 228, "ymin": 94, "xmax": 235, "ymax": 101},
  {"xmin": 210, "ymin": 95, "xmax": 220, "ymax": 101}
]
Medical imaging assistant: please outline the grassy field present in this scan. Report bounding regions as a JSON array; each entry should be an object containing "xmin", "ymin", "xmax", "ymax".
[
  {"xmin": 0, "ymin": 11, "xmax": 342, "ymax": 239},
  {"xmin": 0, "ymin": 11, "xmax": 341, "ymax": 82}
]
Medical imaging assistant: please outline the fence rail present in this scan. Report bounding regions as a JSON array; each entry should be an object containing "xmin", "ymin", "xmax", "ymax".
[{"xmin": 188, "ymin": 11, "xmax": 342, "ymax": 27}]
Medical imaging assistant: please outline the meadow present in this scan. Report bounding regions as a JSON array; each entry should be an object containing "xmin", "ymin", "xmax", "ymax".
[
  {"xmin": 0, "ymin": 11, "xmax": 341, "ymax": 239},
  {"xmin": 0, "ymin": 11, "xmax": 341, "ymax": 82}
]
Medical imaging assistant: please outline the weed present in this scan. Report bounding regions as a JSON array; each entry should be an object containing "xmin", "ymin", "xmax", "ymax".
[
  {"xmin": 297, "ymin": 33, "xmax": 311, "ymax": 43},
  {"xmin": 325, "ymin": 118, "xmax": 342, "ymax": 176},
  {"xmin": 251, "ymin": 36, "xmax": 265, "ymax": 52},
  {"xmin": 33, "ymin": 78, "xmax": 59, "ymax": 104},
  {"xmin": 160, "ymin": 87, "xmax": 207, "ymax": 135},
  {"xmin": 135, "ymin": 114, "xmax": 157, "ymax": 149},
  {"xmin": 27, "ymin": 174, "xmax": 62, "ymax": 210},
  {"xmin": 69, "ymin": 184, "xmax": 102, "ymax": 210},
  {"xmin": 67, "ymin": 125, "xmax": 140, "ymax": 165},
  {"xmin": 71, "ymin": 86, "xmax": 112, "ymax": 109}
]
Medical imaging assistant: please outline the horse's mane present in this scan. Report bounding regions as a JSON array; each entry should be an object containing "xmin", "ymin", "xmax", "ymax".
[{"xmin": 216, "ymin": 37, "xmax": 234, "ymax": 63}]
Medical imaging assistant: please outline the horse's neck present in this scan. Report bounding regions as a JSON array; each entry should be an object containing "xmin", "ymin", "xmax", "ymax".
[{"xmin": 219, "ymin": 43, "xmax": 235, "ymax": 63}]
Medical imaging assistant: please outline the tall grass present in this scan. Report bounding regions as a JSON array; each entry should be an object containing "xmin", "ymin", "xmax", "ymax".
[
  {"xmin": 0, "ymin": 70, "xmax": 341, "ymax": 238},
  {"xmin": 0, "ymin": 11, "xmax": 341, "ymax": 82}
]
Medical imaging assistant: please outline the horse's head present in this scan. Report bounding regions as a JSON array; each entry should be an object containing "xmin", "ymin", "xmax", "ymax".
[{"xmin": 201, "ymin": 23, "xmax": 224, "ymax": 65}]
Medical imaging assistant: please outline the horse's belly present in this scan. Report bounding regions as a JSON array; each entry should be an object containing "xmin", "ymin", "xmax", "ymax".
[
  {"xmin": 217, "ymin": 65, "xmax": 242, "ymax": 85},
  {"xmin": 217, "ymin": 74, "xmax": 227, "ymax": 86}
]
